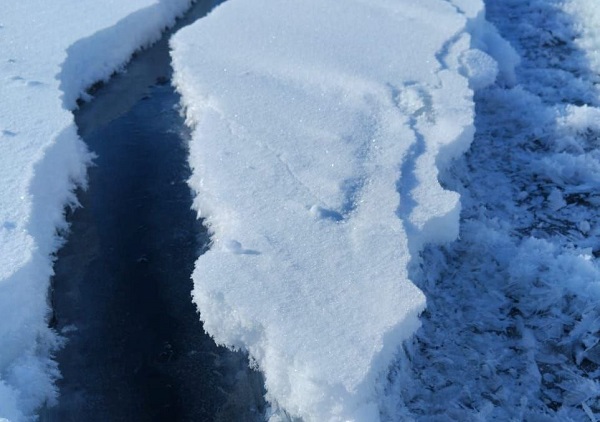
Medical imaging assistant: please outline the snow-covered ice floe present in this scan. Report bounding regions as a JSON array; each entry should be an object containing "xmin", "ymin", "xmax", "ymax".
[
  {"xmin": 171, "ymin": 0, "xmax": 513, "ymax": 420},
  {"xmin": 0, "ymin": 1, "xmax": 192, "ymax": 420}
]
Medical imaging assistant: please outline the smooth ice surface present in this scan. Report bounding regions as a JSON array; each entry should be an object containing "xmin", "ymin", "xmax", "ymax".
[
  {"xmin": 171, "ymin": 0, "xmax": 492, "ymax": 419},
  {"xmin": 0, "ymin": 1, "xmax": 191, "ymax": 420}
]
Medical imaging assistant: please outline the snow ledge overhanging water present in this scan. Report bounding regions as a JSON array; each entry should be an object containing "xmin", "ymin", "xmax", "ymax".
[{"xmin": 170, "ymin": 0, "xmax": 518, "ymax": 420}]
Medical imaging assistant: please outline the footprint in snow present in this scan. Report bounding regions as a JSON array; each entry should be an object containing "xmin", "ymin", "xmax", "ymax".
[
  {"xmin": 2, "ymin": 222, "xmax": 16, "ymax": 230},
  {"xmin": 225, "ymin": 240, "xmax": 260, "ymax": 255},
  {"xmin": 310, "ymin": 204, "xmax": 343, "ymax": 222}
]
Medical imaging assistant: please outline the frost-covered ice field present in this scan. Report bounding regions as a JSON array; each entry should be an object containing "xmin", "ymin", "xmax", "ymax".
[
  {"xmin": 2, "ymin": 0, "xmax": 600, "ymax": 421},
  {"xmin": 388, "ymin": 0, "xmax": 600, "ymax": 419}
]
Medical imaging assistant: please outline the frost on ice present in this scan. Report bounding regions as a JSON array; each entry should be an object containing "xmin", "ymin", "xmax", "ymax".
[
  {"xmin": 0, "ymin": 1, "xmax": 192, "ymax": 420},
  {"xmin": 386, "ymin": 0, "xmax": 600, "ymax": 420},
  {"xmin": 171, "ymin": 0, "xmax": 498, "ymax": 419}
]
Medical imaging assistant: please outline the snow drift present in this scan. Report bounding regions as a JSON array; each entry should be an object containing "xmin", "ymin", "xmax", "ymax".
[{"xmin": 171, "ymin": 0, "xmax": 506, "ymax": 419}]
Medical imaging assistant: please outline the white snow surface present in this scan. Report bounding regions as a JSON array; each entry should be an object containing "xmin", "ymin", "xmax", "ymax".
[
  {"xmin": 171, "ymin": 0, "xmax": 500, "ymax": 420},
  {"xmin": 0, "ymin": 1, "xmax": 191, "ymax": 420}
]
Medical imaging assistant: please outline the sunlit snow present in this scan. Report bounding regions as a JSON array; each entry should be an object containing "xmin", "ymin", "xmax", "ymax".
[{"xmin": 171, "ymin": 0, "xmax": 503, "ymax": 419}]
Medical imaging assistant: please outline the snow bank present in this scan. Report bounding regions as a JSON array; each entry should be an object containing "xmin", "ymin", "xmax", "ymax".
[
  {"xmin": 171, "ymin": 0, "xmax": 497, "ymax": 419},
  {"xmin": 0, "ymin": 1, "xmax": 191, "ymax": 420}
]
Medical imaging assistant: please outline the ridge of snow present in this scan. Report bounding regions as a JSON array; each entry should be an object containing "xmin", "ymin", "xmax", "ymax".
[
  {"xmin": 171, "ymin": 0, "xmax": 499, "ymax": 420},
  {"xmin": 0, "ymin": 1, "xmax": 192, "ymax": 420}
]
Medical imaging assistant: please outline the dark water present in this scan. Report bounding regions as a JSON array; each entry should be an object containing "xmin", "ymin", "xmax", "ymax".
[{"xmin": 41, "ymin": 2, "xmax": 265, "ymax": 421}]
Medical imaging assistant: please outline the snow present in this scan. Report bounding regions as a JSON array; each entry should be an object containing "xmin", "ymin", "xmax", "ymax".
[
  {"xmin": 4, "ymin": 0, "xmax": 599, "ymax": 419},
  {"xmin": 0, "ymin": 1, "xmax": 192, "ymax": 420},
  {"xmin": 171, "ymin": 0, "xmax": 499, "ymax": 419},
  {"xmin": 383, "ymin": 0, "xmax": 600, "ymax": 419}
]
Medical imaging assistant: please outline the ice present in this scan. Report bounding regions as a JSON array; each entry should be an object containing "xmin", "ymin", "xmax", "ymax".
[
  {"xmin": 0, "ymin": 1, "xmax": 192, "ymax": 419},
  {"xmin": 171, "ymin": 0, "xmax": 493, "ymax": 419}
]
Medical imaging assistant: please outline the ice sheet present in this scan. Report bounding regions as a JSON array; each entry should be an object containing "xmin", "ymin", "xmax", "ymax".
[
  {"xmin": 0, "ymin": 1, "xmax": 191, "ymax": 419},
  {"xmin": 171, "ymin": 0, "xmax": 492, "ymax": 419}
]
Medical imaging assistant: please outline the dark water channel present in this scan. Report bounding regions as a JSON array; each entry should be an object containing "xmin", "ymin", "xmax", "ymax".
[{"xmin": 41, "ymin": 2, "xmax": 265, "ymax": 421}]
